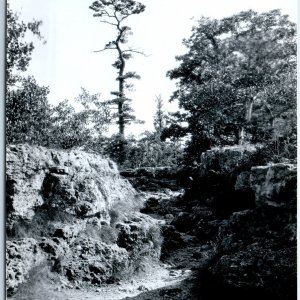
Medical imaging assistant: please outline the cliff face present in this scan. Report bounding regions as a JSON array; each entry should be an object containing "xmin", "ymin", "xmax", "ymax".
[
  {"xmin": 132, "ymin": 145, "xmax": 296, "ymax": 299},
  {"xmin": 6, "ymin": 145, "xmax": 161, "ymax": 295},
  {"xmin": 179, "ymin": 146, "xmax": 297, "ymax": 299},
  {"xmin": 210, "ymin": 162, "xmax": 297, "ymax": 300},
  {"xmin": 6, "ymin": 144, "xmax": 137, "ymax": 231}
]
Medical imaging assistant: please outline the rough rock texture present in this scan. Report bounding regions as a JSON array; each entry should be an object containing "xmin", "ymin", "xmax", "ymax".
[
  {"xmin": 6, "ymin": 144, "xmax": 161, "ymax": 295},
  {"xmin": 250, "ymin": 163, "xmax": 296, "ymax": 206},
  {"xmin": 6, "ymin": 238, "xmax": 49, "ymax": 294},
  {"xmin": 6, "ymin": 144, "xmax": 137, "ymax": 232},
  {"xmin": 172, "ymin": 146, "xmax": 297, "ymax": 300},
  {"xmin": 120, "ymin": 167, "xmax": 180, "ymax": 191},
  {"xmin": 207, "ymin": 161, "xmax": 297, "ymax": 299},
  {"xmin": 199, "ymin": 145, "xmax": 260, "ymax": 176},
  {"xmin": 176, "ymin": 145, "xmax": 261, "ymax": 220},
  {"xmin": 110, "ymin": 146, "xmax": 296, "ymax": 300}
]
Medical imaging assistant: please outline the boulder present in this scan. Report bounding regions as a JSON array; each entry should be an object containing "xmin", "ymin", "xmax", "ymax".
[
  {"xmin": 209, "ymin": 206, "xmax": 297, "ymax": 299},
  {"xmin": 6, "ymin": 238, "xmax": 48, "ymax": 295},
  {"xmin": 207, "ymin": 169, "xmax": 297, "ymax": 300},
  {"xmin": 250, "ymin": 163, "xmax": 297, "ymax": 207},
  {"xmin": 120, "ymin": 167, "xmax": 180, "ymax": 191},
  {"xmin": 199, "ymin": 145, "xmax": 260, "ymax": 177},
  {"xmin": 174, "ymin": 146, "xmax": 296, "ymax": 299},
  {"xmin": 6, "ymin": 144, "xmax": 137, "ymax": 234}
]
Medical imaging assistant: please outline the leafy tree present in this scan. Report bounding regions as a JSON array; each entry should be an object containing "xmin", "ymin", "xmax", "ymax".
[
  {"xmin": 98, "ymin": 97, "xmax": 184, "ymax": 169},
  {"xmin": 48, "ymin": 88, "xmax": 111, "ymax": 149},
  {"xmin": 89, "ymin": 0, "xmax": 145, "ymax": 139},
  {"xmin": 106, "ymin": 97, "xmax": 184, "ymax": 169},
  {"xmin": 6, "ymin": 76, "xmax": 51, "ymax": 145},
  {"xmin": 120, "ymin": 132, "xmax": 183, "ymax": 169},
  {"xmin": 6, "ymin": 4, "xmax": 45, "ymax": 86},
  {"xmin": 6, "ymin": 6, "xmax": 111, "ymax": 150},
  {"xmin": 6, "ymin": 5, "xmax": 51, "ymax": 145},
  {"xmin": 167, "ymin": 10, "xmax": 296, "ymax": 163}
]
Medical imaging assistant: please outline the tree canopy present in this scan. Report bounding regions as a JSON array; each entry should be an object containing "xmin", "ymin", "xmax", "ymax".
[
  {"xmin": 6, "ymin": 6, "xmax": 111, "ymax": 150},
  {"xmin": 49, "ymin": 88, "xmax": 111, "ymax": 149},
  {"xmin": 166, "ymin": 10, "xmax": 296, "ymax": 162},
  {"xmin": 6, "ymin": 5, "xmax": 51, "ymax": 145},
  {"xmin": 6, "ymin": 4, "xmax": 45, "ymax": 86}
]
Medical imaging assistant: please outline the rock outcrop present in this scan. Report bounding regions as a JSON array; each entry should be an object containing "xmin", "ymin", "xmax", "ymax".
[
  {"xmin": 208, "ymin": 162, "xmax": 297, "ymax": 300},
  {"xmin": 6, "ymin": 144, "xmax": 162, "ymax": 295},
  {"xmin": 120, "ymin": 167, "xmax": 180, "ymax": 191},
  {"xmin": 134, "ymin": 145, "xmax": 296, "ymax": 299},
  {"xmin": 172, "ymin": 145, "xmax": 297, "ymax": 300}
]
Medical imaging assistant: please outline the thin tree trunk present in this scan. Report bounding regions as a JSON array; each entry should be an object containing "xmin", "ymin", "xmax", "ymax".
[{"xmin": 116, "ymin": 23, "xmax": 126, "ymax": 138}]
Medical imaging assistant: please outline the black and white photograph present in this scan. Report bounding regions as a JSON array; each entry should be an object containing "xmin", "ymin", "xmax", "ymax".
[{"xmin": 5, "ymin": 0, "xmax": 297, "ymax": 299}]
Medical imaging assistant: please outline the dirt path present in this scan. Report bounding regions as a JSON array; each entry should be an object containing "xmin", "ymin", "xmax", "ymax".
[
  {"xmin": 62, "ymin": 263, "xmax": 192, "ymax": 300},
  {"xmin": 13, "ymin": 189, "xmax": 199, "ymax": 300},
  {"xmin": 61, "ymin": 190, "xmax": 198, "ymax": 300}
]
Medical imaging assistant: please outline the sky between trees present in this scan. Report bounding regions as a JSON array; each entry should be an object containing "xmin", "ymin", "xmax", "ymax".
[{"xmin": 9, "ymin": 0, "xmax": 297, "ymax": 136}]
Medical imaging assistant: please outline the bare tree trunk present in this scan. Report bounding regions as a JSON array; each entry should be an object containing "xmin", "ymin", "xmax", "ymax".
[
  {"xmin": 238, "ymin": 127, "xmax": 245, "ymax": 145},
  {"xmin": 239, "ymin": 98, "xmax": 254, "ymax": 145},
  {"xmin": 246, "ymin": 100, "xmax": 253, "ymax": 122},
  {"xmin": 116, "ymin": 23, "xmax": 126, "ymax": 138}
]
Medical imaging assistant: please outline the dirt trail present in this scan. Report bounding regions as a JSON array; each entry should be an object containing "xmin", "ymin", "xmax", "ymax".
[
  {"xmin": 61, "ymin": 190, "xmax": 197, "ymax": 300},
  {"xmin": 63, "ymin": 263, "xmax": 192, "ymax": 300},
  {"xmin": 26, "ymin": 189, "xmax": 200, "ymax": 300}
]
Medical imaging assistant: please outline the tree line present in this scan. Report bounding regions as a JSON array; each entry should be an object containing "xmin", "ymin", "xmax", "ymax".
[{"xmin": 6, "ymin": 1, "xmax": 296, "ymax": 168}]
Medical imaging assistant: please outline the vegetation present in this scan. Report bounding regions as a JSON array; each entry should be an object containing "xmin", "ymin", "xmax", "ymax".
[
  {"xmin": 6, "ymin": 5, "xmax": 51, "ymax": 145},
  {"xmin": 6, "ymin": 5, "xmax": 296, "ymax": 167},
  {"xmin": 6, "ymin": 4, "xmax": 297, "ymax": 299},
  {"xmin": 6, "ymin": 6, "xmax": 111, "ymax": 149},
  {"xmin": 48, "ymin": 88, "xmax": 110, "ymax": 149},
  {"xmin": 98, "ymin": 96, "xmax": 184, "ymax": 169},
  {"xmin": 90, "ymin": 0, "xmax": 146, "ymax": 163},
  {"xmin": 165, "ymin": 10, "xmax": 296, "ymax": 163}
]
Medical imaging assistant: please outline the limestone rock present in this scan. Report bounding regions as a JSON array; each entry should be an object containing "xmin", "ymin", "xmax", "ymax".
[
  {"xmin": 6, "ymin": 238, "xmax": 48, "ymax": 295},
  {"xmin": 6, "ymin": 144, "xmax": 162, "ymax": 295},
  {"xmin": 199, "ymin": 145, "xmax": 260, "ymax": 176},
  {"xmin": 250, "ymin": 163, "xmax": 296, "ymax": 206},
  {"xmin": 6, "ymin": 144, "xmax": 136, "ymax": 234},
  {"xmin": 120, "ymin": 167, "xmax": 180, "ymax": 191}
]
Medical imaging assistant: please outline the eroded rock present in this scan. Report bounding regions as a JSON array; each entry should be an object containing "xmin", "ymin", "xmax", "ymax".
[
  {"xmin": 250, "ymin": 163, "xmax": 296, "ymax": 206},
  {"xmin": 6, "ymin": 144, "xmax": 162, "ymax": 295}
]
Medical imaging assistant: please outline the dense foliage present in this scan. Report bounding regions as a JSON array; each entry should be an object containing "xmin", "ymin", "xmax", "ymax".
[
  {"xmin": 106, "ymin": 132, "xmax": 183, "ymax": 169},
  {"xmin": 48, "ymin": 88, "xmax": 111, "ymax": 149},
  {"xmin": 166, "ymin": 10, "xmax": 296, "ymax": 163},
  {"xmin": 6, "ymin": 5, "xmax": 52, "ymax": 145},
  {"xmin": 6, "ymin": 76, "xmax": 51, "ymax": 145},
  {"xmin": 6, "ymin": 6, "xmax": 111, "ymax": 149},
  {"xmin": 6, "ymin": 5, "xmax": 45, "ymax": 86},
  {"xmin": 7, "ymin": 5, "xmax": 295, "ymax": 169},
  {"xmin": 90, "ymin": 97, "xmax": 184, "ymax": 168}
]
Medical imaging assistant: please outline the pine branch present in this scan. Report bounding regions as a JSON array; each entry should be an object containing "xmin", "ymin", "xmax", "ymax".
[
  {"xmin": 93, "ymin": 46, "xmax": 117, "ymax": 53},
  {"xmin": 99, "ymin": 20, "xmax": 118, "ymax": 26},
  {"xmin": 123, "ymin": 48, "xmax": 146, "ymax": 56}
]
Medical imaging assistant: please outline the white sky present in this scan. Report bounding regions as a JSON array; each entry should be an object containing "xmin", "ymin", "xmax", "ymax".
[{"xmin": 9, "ymin": 0, "xmax": 298, "ymax": 136}]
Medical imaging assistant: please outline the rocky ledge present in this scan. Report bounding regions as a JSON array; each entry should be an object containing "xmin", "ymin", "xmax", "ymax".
[
  {"xmin": 6, "ymin": 144, "xmax": 162, "ymax": 296},
  {"xmin": 129, "ymin": 145, "xmax": 296, "ymax": 300}
]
